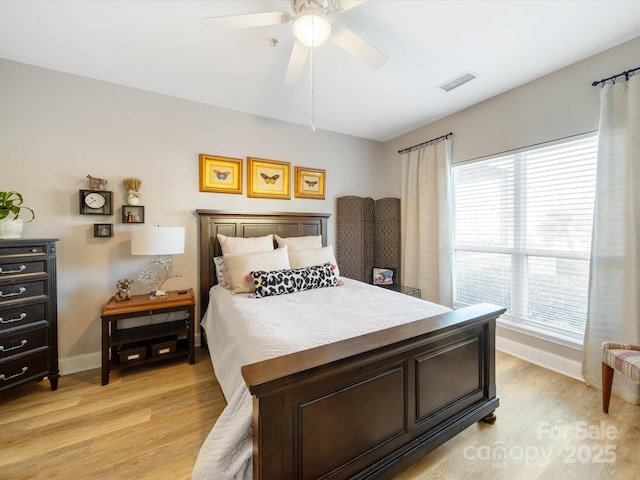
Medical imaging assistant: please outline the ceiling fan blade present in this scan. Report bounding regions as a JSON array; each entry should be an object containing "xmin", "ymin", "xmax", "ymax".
[
  {"xmin": 330, "ymin": 24, "xmax": 388, "ymax": 70},
  {"xmin": 335, "ymin": 0, "xmax": 368, "ymax": 12},
  {"xmin": 284, "ymin": 40, "xmax": 309, "ymax": 84},
  {"xmin": 202, "ymin": 11, "xmax": 291, "ymax": 30}
]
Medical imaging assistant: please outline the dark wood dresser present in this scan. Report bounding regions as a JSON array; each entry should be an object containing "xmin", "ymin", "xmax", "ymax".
[{"xmin": 0, "ymin": 238, "xmax": 59, "ymax": 392}]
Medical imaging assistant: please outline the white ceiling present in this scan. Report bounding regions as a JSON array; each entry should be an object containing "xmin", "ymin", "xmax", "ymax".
[{"xmin": 1, "ymin": 1, "xmax": 639, "ymax": 142}]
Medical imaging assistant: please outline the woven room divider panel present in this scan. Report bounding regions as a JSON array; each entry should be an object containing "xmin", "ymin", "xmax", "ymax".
[
  {"xmin": 374, "ymin": 197, "xmax": 401, "ymax": 281},
  {"xmin": 336, "ymin": 196, "xmax": 400, "ymax": 283},
  {"xmin": 336, "ymin": 196, "xmax": 375, "ymax": 283}
]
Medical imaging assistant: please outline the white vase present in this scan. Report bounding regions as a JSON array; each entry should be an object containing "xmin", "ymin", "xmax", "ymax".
[
  {"xmin": 127, "ymin": 192, "xmax": 140, "ymax": 205},
  {"xmin": 0, "ymin": 218, "xmax": 24, "ymax": 239}
]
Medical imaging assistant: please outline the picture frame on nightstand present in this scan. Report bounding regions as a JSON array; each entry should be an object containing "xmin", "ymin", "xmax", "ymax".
[{"xmin": 373, "ymin": 267, "xmax": 395, "ymax": 286}]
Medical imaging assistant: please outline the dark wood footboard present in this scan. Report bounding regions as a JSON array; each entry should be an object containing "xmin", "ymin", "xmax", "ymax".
[{"xmin": 242, "ymin": 303, "xmax": 505, "ymax": 479}]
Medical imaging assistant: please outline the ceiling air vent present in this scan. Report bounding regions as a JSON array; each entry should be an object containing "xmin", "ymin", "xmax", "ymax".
[{"xmin": 438, "ymin": 71, "xmax": 477, "ymax": 92}]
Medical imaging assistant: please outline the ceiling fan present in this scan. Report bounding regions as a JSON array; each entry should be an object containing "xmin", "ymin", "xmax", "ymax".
[{"xmin": 202, "ymin": 0, "xmax": 388, "ymax": 84}]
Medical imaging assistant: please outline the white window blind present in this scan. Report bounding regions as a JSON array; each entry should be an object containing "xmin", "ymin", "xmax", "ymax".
[{"xmin": 453, "ymin": 134, "xmax": 598, "ymax": 336}]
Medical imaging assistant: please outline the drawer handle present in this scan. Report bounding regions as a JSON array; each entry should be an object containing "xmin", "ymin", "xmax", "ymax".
[
  {"xmin": 0, "ymin": 366, "xmax": 28, "ymax": 381},
  {"xmin": 0, "ymin": 265, "xmax": 26, "ymax": 274},
  {"xmin": 0, "ymin": 313, "xmax": 27, "ymax": 324},
  {"xmin": 0, "ymin": 339, "xmax": 28, "ymax": 352},
  {"xmin": 0, "ymin": 287, "xmax": 26, "ymax": 298}
]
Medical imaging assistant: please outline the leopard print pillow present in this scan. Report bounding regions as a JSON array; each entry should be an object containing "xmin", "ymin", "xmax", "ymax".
[{"xmin": 251, "ymin": 262, "xmax": 338, "ymax": 298}]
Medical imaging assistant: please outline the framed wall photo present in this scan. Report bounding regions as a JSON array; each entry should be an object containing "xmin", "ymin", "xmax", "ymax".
[
  {"xmin": 199, "ymin": 154, "xmax": 243, "ymax": 194},
  {"xmin": 373, "ymin": 267, "xmax": 395, "ymax": 286},
  {"xmin": 93, "ymin": 223, "xmax": 113, "ymax": 238},
  {"xmin": 247, "ymin": 157, "xmax": 291, "ymax": 199},
  {"xmin": 294, "ymin": 166, "xmax": 326, "ymax": 199}
]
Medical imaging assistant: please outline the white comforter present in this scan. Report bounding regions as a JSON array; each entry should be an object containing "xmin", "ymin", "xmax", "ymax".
[{"xmin": 192, "ymin": 278, "xmax": 450, "ymax": 479}]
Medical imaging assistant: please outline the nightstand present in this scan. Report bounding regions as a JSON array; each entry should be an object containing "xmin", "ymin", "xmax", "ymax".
[
  {"xmin": 100, "ymin": 288, "xmax": 195, "ymax": 385},
  {"xmin": 378, "ymin": 284, "xmax": 421, "ymax": 299}
]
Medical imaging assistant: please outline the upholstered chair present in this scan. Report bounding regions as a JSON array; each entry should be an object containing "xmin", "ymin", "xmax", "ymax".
[{"xmin": 601, "ymin": 342, "xmax": 640, "ymax": 413}]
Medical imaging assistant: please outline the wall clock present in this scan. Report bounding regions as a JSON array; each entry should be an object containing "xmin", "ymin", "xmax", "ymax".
[{"xmin": 79, "ymin": 189, "xmax": 113, "ymax": 215}]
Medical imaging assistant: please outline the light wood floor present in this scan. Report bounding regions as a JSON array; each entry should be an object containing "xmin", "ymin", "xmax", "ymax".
[{"xmin": 2, "ymin": 350, "xmax": 639, "ymax": 480}]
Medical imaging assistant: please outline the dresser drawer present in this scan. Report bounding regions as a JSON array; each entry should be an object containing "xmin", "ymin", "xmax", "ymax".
[
  {"xmin": 0, "ymin": 280, "xmax": 46, "ymax": 303},
  {"xmin": 0, "ymin": 260, "xmax": 47, "ymax": 278},
  {"xmin": 0, "ymin": 322, "xmax": 48, "ymax": 361},
  {"xmin": 0, "ymin": 244, "xmax": 48, "ymax": 258},
  {"xmin": 0, "ymin": 350, "xmax": 49, "ymax": 391},
  {"xmin": 0, "ymin": 303, "xmax": 47, "ymax": 331}
]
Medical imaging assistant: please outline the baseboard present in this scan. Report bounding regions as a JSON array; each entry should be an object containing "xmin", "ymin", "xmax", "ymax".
[
  {"xmin": 496, "ymin": 333, "xmax": 583, "ymax": 382},
  {"xmin": 59, "ymin": 352, "xmax": 102, "ymax": 375}
]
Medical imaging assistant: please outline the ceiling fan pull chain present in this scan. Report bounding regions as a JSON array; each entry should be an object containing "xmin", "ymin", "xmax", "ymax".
[{"xmin": 309, "ymin": 41, "xmax": 316, "ymax": 132}]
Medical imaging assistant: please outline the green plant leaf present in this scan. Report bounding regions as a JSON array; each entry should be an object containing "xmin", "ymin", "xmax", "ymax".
[{"xmin": 0, "ymin": 191, "xmax": 35, "ymax": 222}]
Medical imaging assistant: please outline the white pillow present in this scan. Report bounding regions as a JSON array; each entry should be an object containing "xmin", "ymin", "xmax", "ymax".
[
  {"xmin": 288, "ymin": 246, "xmax": 340, "ymax": 277},
  {"xmin": 224, "ymin": 246, "xmax": 290, "ymax": 294},
  {"xmin": 217, "ymin": 233, "xmax": 274, "ymax": 256},
  {"xmin": 274, "ymin": 234, "xmax": 322, "ymax": 252},
  {"xmin": 213, "ymin": 256, "xmax": 227, "ymax": 287}
]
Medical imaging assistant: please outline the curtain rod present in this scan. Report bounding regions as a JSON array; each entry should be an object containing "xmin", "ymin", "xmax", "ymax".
[
  {"xmin": 592, "ymin": 66, "xmax": 640, "ymax": 87},
  {"xmin": 398, "ymin": 132, "xmax": 453, "ymax": 154}
]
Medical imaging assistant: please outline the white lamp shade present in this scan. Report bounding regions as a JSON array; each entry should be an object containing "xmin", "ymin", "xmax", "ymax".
[
  {"xmin": 293, "ymin": 11, "xmax": 331, "ymax": 48},
  {"xmin": 131, "ymin": 226, "xmax": 185, "ymax": 256}
]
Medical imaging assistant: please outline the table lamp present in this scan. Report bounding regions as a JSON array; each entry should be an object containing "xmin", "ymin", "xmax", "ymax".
[{"xmin": 131, "ymin": 226, "xmax": 185, "ymax": 299}]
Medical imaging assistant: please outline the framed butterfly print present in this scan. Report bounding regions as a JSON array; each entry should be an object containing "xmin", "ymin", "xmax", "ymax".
[
  {"xmin": 247, "ymin": 157, "xmax": 291, "ymax": 200},
  {"xmin": 294, "ymin": 166, "xmax": 326, "ymax": 199},
  {"xmin": 199, "ymin": 154, "xmax": 243, "ymax": 194}
]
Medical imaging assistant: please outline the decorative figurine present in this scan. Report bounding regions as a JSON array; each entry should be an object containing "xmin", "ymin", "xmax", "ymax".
[
  {"xmin": 87, "ymin": 174, "xmax": 108, "ymax": 190},
  {"xmin": 114, "ymin": 278, "xmax": 133, "ymax": 302}
]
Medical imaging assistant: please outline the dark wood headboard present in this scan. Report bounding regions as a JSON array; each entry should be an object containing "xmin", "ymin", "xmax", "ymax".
[{"xmin": 196, "ymin": 210, "xmax": 331, "ymax": 315}]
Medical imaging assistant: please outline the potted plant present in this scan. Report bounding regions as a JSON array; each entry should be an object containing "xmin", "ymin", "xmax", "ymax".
[{"xmin": 0, "ymin": 191, "xmax": 35, "ymax": 239}]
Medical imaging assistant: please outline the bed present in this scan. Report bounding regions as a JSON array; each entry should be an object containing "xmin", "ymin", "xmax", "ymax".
[{"xmin": 193, "ymin": 210, "xmax": 505, "ymax": 480}]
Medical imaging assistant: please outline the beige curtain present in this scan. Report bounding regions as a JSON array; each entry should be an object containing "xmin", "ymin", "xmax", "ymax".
[
  {"xmin": 400, "ymin": 138, "xmax": 452, "ymax": 306},
  {"xmin": 582, "ymin": 75, "xmax": 640, "ymax": 404}
]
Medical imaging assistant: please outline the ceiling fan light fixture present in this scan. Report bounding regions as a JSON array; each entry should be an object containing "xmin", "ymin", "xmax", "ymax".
[{"xmin": 293, "ymin": 10, "xmax": 331, "ymax": 47}]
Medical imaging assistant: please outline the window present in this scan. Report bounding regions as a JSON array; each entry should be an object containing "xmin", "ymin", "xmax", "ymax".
[{"xmin": 452, "ymin": 135, "xmax": 598, "ymax": 340}]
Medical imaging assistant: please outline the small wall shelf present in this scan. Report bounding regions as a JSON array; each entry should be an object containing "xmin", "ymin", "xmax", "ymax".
[{"xmin": 122, "ymin": 205, "xmax": 145, "ymax": 224}]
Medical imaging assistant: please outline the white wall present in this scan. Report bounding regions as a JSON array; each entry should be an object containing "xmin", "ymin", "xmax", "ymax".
[
  {"xmin": 0, "ymin": 59, "xmax": 385, "ymax": 373},
  {"xmin": 383, "ymin": 35, "xmax": 640, "ymax": 176},
  {"xmin": 381, "ymin": 36, "xmax": 640, "ymax": 379}
]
